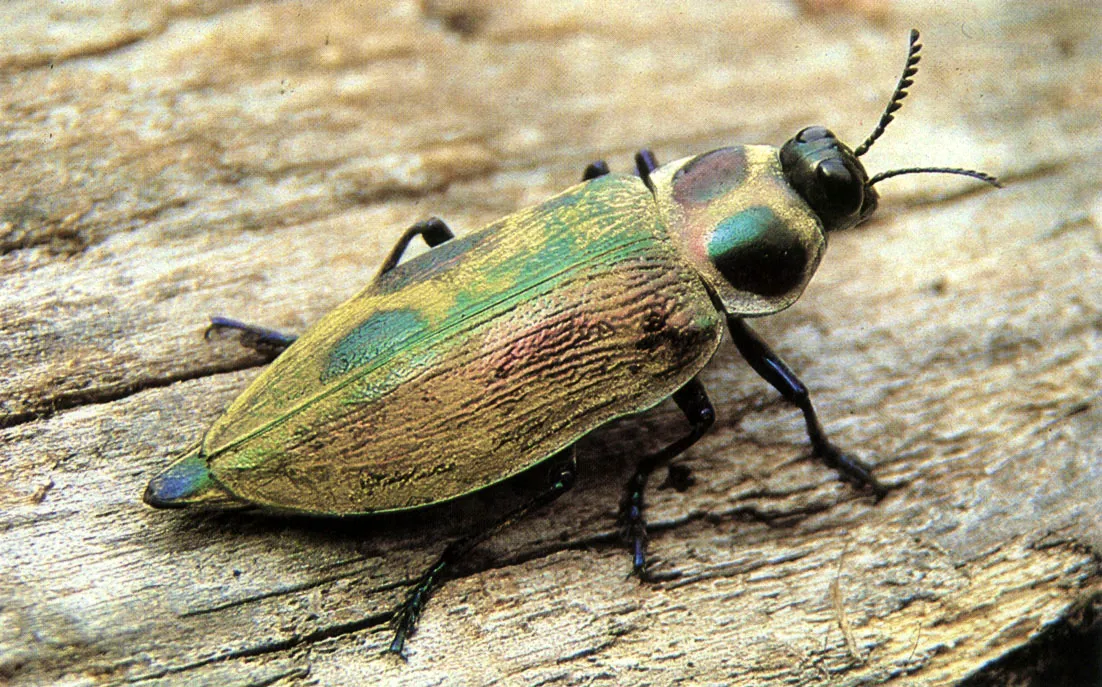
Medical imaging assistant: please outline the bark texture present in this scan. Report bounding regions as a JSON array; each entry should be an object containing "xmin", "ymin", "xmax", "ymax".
[{"xmin": 1, "ymin": 2, "xmax": 1099, "ymax": 685}]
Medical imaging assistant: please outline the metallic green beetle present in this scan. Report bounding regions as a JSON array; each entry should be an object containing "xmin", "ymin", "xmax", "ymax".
[{"xmin": 145, "ymin": 31, "xmax": 998, "ymax": 654}]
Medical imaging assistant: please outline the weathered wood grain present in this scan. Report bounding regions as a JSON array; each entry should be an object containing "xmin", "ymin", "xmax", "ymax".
[{"xmin": 1, "ymin": 2, "xmax": 1098, "ymax": 685}]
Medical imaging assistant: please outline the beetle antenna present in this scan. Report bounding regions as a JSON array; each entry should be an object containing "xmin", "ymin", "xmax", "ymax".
[
  {"xmin": 854, "ymin": 29, "xmax": 922, "ymax": 158},
  {"xmin": 868, "ymin": 166, "xmax": 1002, "ymax": 188},
  {"xmin": 857, "ymin": 31, "xmax": 1002, "ymax": 190}
]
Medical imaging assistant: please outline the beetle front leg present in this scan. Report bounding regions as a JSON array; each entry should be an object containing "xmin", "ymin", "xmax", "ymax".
[
  {"xmin": 388, "ymin": 446, "xmax": 577, "ymax": 658},
  {"xmin": 620, "ymin": 376, "xmax": 714, "ymax": 579},
  {"xmin": 726, "ymin": 316, "xmax": 888, "ymax": 498},
  {"xmin": 634, "ymin": 149, "xmax": 659, "ymax": 192},
  {"xmin": 204, "ymin": 316, "xmax": 298, "ymax": 360},
  {"xmin": 375, "ymin": 217, "xmax": 454, "ymax": 278},
  {"xmin": 581, "ymin": 149, "xmax": 659, "ymax": 183}
]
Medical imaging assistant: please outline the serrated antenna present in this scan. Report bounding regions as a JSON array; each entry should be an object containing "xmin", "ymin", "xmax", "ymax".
[
  {"xmin": 854, "ymin": 29, "xmax": 922, "ymax": 158},
  {"xmin": 868, "ymin": 166, "xmax": 1002, "ymax": 188}
]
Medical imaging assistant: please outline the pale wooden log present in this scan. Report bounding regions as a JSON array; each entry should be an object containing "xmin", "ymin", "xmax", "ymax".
[{"xmin": 1, "ymin": 2, "xmax": 1098, "ymax": 686}]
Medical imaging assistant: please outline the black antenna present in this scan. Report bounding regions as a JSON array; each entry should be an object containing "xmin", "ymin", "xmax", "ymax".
[
  {"xmin": 869, "ymin": 166, "xmax": 1002, "ymax": 188},
  {"xmin": 854, "ymin": 29, "xmax": 922, "ymax": 158},
  {"xmin": 856, "ymin": 30, "xmax": 1002, "ymax": 189}
]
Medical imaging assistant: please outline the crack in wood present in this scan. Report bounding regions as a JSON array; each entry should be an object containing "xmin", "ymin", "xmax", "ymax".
[{"xmin": 0, "ymin": 359, "xmax": 269, "ymax": 429}]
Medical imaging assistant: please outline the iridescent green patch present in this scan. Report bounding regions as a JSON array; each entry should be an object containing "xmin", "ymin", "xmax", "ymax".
[
  {"xmin": 708, "ymin": 206, "xmax": 777, "ymax": 259},
  {"xmin": 324, "ymin": 309, "xmax": 427, "ymax": 382},
  {"xmin": 708, "ymin": 206, "xmax": 806, "ymax": 298}
]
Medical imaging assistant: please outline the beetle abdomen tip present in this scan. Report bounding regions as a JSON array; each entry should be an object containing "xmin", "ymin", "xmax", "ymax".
[{"xmin": 143, "ymin": 445, "xmax": 232, "ymax": 508}]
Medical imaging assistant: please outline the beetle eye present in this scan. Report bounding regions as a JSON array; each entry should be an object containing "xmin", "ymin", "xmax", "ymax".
[
  {"xmin": 815, "ymin": 158, "xmax": 863, "ymax": 216},
  {"xmin": 796, "ymin": 126, "xmax": 833, "ymax": 143}
]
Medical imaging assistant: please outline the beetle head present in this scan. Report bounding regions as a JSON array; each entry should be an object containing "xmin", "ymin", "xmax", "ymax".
[
  {"xmin": 782, "ymin": 30, "xmax": 1000, "ymax": 235},
  {"xmin": 653, "ymin": 29, "xmax": 999, "ymax": 318},
  {"xmin": 779, "ymin": 126, "xmax": 878, "ymax": 233}
]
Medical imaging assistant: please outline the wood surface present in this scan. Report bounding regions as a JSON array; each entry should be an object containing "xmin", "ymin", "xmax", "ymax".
[{"xmin": 1, "ymin": 2, "xmax": 1099, "ymax": 685}]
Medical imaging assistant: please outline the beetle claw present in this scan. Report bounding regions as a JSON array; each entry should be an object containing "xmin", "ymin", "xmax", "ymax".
[
  {"xmin": 204, "ymin": 316, "xmax": 297, "ymax": 359},
  {"xmin": 815, "ymin": 442, "xmax": 890, "ymax": 500},
  {"xmin": 387, "ymin": 629, "xmax": 410, "ymax": 660}
]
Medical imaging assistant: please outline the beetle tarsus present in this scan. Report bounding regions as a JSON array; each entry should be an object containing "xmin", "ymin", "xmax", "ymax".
[
  {"xmin": 619, "ymin": 376, "xmax": 714, "ymax": 579},
  {"xmin": 726, "ymin": 316, "xmax": 889, "ymax": 498},
  {"xmin": 376, "ymin": 217, "xmax": 455, "ymax": 277},
  {"xmin": 812, "ymin": 441, "xmax": 889, "ymax": 499},
  {"xmin": 205, "ymin": 316, "xmax": 297, "ymax": 359},
  {"xmin": 386, "ymin": 448, "xmax": 578, "ymax": 655},
  {"xmin": 388, "ymin": 558, "xmax": 444, "ymax": 657}
]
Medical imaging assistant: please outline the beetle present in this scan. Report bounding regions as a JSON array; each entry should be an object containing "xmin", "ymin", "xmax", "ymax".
[{"xmin": 144, "ymin": 30, "xmax": 999, "ymax": 655}]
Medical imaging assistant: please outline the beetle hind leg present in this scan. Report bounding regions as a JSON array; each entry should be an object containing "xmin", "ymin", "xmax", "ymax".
[
  {"xmin": 388, "ymin": 447, "xmax": 577, "ymax": 657},
  {"xmin": 726, "ymin": 316, "xmax": 889, "ymax": 498},
  {"xmin": 204, "ymin": 219, "xmax": 454, "ymax": 361},
  {"xmin": 620, "ymin": 376, "xmax": 714, "ymax": 579},
  {"xmin": 204, "ymin": 316, "xmax": 297, "ymax": 360},
  {"xmin": 375, "ymin": 217, "xmax": 454, "ymax": 278}
]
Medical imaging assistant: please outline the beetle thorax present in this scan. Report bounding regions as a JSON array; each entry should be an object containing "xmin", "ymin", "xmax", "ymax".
[{"xmin": 651, "ymin": 145, "xmax": 826, "ymax": 317}]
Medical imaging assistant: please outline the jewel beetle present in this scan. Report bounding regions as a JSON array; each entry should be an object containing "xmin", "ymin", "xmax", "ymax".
[{"xmin": 145, "ymin": 30, "xmax": 999, "ymax": 655}]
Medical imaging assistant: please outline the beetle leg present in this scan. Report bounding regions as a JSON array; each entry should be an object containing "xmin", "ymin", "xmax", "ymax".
[
  {"xmin": 583, "ymin": 150, "xmax": 658, "ymax": 186},
  {"xmin": 635, "ymin": 149, "xmax": 659, "ymax": 193},
  {"xmin": 388, "ymin": 447, "xmax": 578, "ymax": 657},
  {"xmin": 635, "ymin": 149, "xmax": 659, "ymax": 176},
  {"xmin": 375, "ymin": 217, "xmax": 455, "ymax": 278},
  {"xmin": 204, "ymin": 316, "xmax": 297, "ymax": 360},
  {"xmin": 582, "ymin": 160, "xmax": 610, "ymax": 180},
  {"xmin": 726, "ymin": 316, "xmax": 889, "ymax": 498},
  {"xmin": 620, "ymin": 376, "xmax": 714, "ymax": 579}
]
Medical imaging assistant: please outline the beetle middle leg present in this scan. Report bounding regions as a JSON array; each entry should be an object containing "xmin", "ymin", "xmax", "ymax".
[
  {"xmin": 389, "ymin": 446, "xmax": 578, "ymax": 657},
  {"xmin": 726, "ymin": 316, "xmax": 888, "ymax": 497},
  {"xmin": 634, "ymin": 149, "xmax": 659, "ymax": 192},
  {"xmin": 620, "ymin": 376, "xmax": 715, "ymax": 578}
]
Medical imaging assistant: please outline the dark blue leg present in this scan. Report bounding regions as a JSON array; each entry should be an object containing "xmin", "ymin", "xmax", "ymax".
[
  {"xmin": 635, "ymin": 149, "xmax": 659, "ymax": 192},
  {"xmin": 726, "ymin": 316, "xmax": 888, "ymax": 497},
  {"xmin": 635, "ymin": 149, "xmax": 658, "ymax": 175},
  {"xmin": 206, "ymin": 218, "xmax": 454, "ymax": 360},
  {"xmin": 620, "ymin": 376, "xmax": 714, "ymax": 579},
  {"xmin": 583, "ymin": 149, "xmax": 659, "ymax": 184},
  {"xmin": 389, "ymin": 447, "xmax": 578, "ymax": 658},
  {"xmin": 205, "ymin": 316, "xmax": 297, "ymax": 359},
  {"xmin": 376, "ymin": 217, "xmax": 454, "ymax": 277},
  {"xmin": 582, "ymin": 160, "xmax": 610, "ymax": 180}
]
